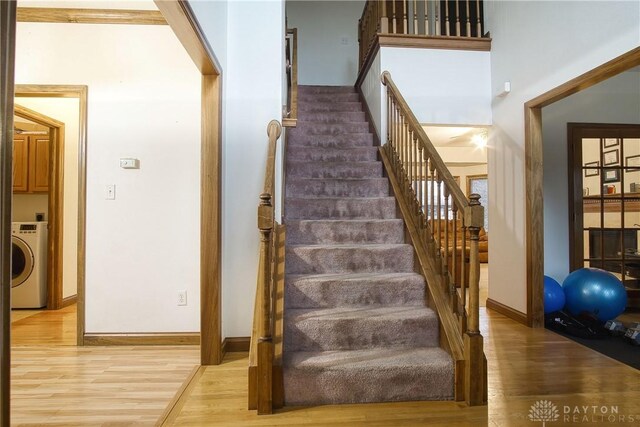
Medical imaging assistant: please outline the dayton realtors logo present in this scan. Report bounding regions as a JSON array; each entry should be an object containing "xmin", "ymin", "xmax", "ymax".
[
  {"xmin": 529, "ymin": 400, "xmax": 560, "ymax": 426},
  {"xmin": 528, "ymin": 400, "xmax": 637, "ymax": 425}
]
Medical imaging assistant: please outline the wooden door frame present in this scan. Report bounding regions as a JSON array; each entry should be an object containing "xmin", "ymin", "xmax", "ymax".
[
  {"xmin": 154, "ymin": 0, "xmax": 223, "ymax": 365},
  {"xmin": 524, "ymin": 46, "xmax": 640, "ymax": 327},
  {"xmin": 13, "ymin": 102, "xmax": 67, "ymax": 311}
]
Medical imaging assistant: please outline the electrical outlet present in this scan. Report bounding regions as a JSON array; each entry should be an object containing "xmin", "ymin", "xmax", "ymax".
[
  {"xmin": 177, "ymin": 290, "xmax": 187, "ymax": 306},
  {"xmin": 105, "ymin": 184, "xmax": 116, "ymax": 200}
]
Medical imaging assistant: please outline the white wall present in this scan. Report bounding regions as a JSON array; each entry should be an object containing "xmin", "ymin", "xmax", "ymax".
[
  {"xmin": 542, "ymin": 71, "xmax": 640, "ymax": 284},
  {"xmin": 14, "ymin": 97, "xmax": 80, "ymax": 299},
  {"xmin": 286, "ymin": 0, "xmax": 365, "ymax": 86},
  {"xmin": 485, "ymin": 0, "xmax": 640, "ymax": 314},
  {"xmin": 362, "ymin": 47, "xmax": 492, "ymax": 141},
  {"xmin": 16, "ymin": 22, "xmax": 201, "ymax": 332}
]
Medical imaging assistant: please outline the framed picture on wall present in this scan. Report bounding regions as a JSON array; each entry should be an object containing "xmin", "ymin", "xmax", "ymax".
[
  {"xmin": 603, "ymin": 169, "xmax": 620, "ymax": 183},
  {"xmin": 626, "ymin": 154, "xmax": 640, "ymax": 171},
  {"xmin": 603, "ymin": 138, "xmax": 619, "ymax": 148},
  {"xmin": 584, "ymin": 161, "xmax": 599, "ymax": 177},
  {"xmin": 604, "ymin": 149, "xmax": 619, "ymax": 165}
]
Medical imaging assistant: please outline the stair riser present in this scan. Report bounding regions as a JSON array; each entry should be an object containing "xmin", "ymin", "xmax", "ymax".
[
  {"xmin": 287, "ymin": 147, "xmax": 377, "ymax": 162},
  {"xmin": 287, "ymin": 162, "xmax": 382, "ymax": 179},
  {"xmin": 285, "ymin": 276, "xmax": 425, "ymax": 308},
  {"xmin": 297, "ymin": 112, "xmax": 366, "ymax": 123},
  {"xmin": 299, "ymin": 93, "xmax": 360, "ymax": 102},
  {"xmin": 298, "ymin": 102, "xmax": 363, "ymax": 113},
  {"xmin": 286, "ymin": 179, "xmax": 389, "ymax": 198},
  {"xmin": 284, "ymin": 311, "xmax": 438, "ymax": 351},
  {"xmin": 288, "ymin": 134, "xmax": 373, "ymax": 147},
  {"xmin": 283, "ymin": 365, "xmax": 454, "ymax": 405},
  {"xmin": 286, "ymin": 245, "xmax": 414, "ymax": 275},
  {"xmin": 285, "ymin": 198, "xmax": 397, "ymax": 220},
  {"xmin": 298, "ymin": 86, "xmax": 356, "ymax": 94},
  {"xmin": 291, "ymin": 122, "xmax": 370, "ymax": 135},
  {"xmin": 286, "ymin": 220, "xmax": 404, "ymax": 245}
]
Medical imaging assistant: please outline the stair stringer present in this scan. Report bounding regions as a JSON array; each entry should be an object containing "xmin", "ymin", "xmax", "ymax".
[{"xmin": 379, "ymin": 146, "xmax": 467, "ymax": 402}]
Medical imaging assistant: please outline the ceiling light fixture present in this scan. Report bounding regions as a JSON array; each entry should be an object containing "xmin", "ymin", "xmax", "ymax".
[{"xmin": 472, "ymin": 131, "xmax": 488, "ymax": 148}]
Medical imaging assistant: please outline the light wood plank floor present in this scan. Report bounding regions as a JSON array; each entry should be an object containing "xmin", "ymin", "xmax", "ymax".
[
  {"xmin": 10, "ymin": 305, "xmax": 200, "ymax": 426},
  {"xmin": 165, "ymin": 308, "xmax": 640, "ymax": 426}
]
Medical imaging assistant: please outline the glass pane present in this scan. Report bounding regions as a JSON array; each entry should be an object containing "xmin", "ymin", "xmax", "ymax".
[
  {"xmin": 469, "ymin": 177, "xmax": 489, "ymax": 231},
  {"xmin": 582, "ymin": 138, "xmax": 600, "ymax": 165},
  {"xmin": 622, "ymin": 138, "xmax": 640, "ymax": 170}
]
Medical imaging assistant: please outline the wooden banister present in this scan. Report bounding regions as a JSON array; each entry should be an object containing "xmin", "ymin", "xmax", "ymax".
[
  {"xmin": 249, "ymin": 120, "xmax": 283, "ymax": 415},
  {"xmin": 283, "ymin": 29, "xmax": 297, "ymax": 128},
  {"xmin": 380, "ymin": 71, "xmax": 486, "ymax": 406},
  {"xmin": 358, "ymin": 0, "xmax": 487, "ymax": 71}
]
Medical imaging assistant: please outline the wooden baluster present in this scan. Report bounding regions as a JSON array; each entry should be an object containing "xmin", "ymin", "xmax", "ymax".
[
  {"xmin": 435, "ymin": 0, "xmax": 440, "ymax": 35},
  {"xmin": 429, "ymin": 161, "xmax": 436, "ymax": 247},
  {"xmin": 381, "ymin": 0, "xmax": 389, "ymax": 32},
  {"xmin": 413, "ymin": 135, "xmax": 419, "ymax": 207},
  {"xmin": 424, "ymin": 0, "xmax": 429, "ymax": 35},
  {"xmin": 460, "ymin": 217, "xmax": 467, "ymax": 333},
  {"xmin": 413, "ymin": 0, "xmax": 418, "ymax": 34},
  {"xmin": 403, "ymin": 0, "xmax": 408, "ymax": 34},
  {"xmin": 443, "ymin": 186, "xmax": 449, "ymax": 281},
  {"xmin": 418, "ymin": 144, "xmax": 424, "ymax": 226},
  {"xmin": 401, "ymin": 115, "xmax": 407, "ymax": 184},
  {"xmin": 475, "ymin": 0, "xmax": 482, "ymax": 37},
  {"xmin": 444, "ymin": 0, "xmax": 450, "ymax": 36},
  {"xmin": 465, "ymin": 0, "xmax": 471, "ymax": 36},
  {"xmin": 464, "ymin": 193, "xmax": 484, "ymax": 406},
  {"xmin": 436, "ymin": 173, "xmax": 442, "ymax": 269},
  {"xmin": 407, "ymin": 128, "xmax": 413, "ymax": 197},
  {"xmin": 455, "ymin": 0, "xmax": 461, "ymax": 36},
  {"xmin": 392, "ymin": 0, "xmax": 397, "ymax": 33},
  {"xmin": 451, "ymin": 203, "xmax": 459, "ymax": 312}
]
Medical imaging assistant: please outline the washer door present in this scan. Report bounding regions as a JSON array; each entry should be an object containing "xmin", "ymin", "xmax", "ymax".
[{"xmin": 12, "ymin": 236, "xmax": 34, "ymax": 288}]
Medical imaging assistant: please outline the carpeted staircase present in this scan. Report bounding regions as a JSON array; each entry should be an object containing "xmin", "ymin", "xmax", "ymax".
[{"xmin": 283, "ymin": 85, "xmax": 454, "ymax": 406}]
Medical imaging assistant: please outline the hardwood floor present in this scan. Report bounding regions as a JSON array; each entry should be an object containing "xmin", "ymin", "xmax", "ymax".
[
  {"xmin": 165, "ymin": 308, "xmax": 640, "ymax": 426},
  {"xmin": 10, "ymin": 305, "xmax": 200, "ymax": 426}
]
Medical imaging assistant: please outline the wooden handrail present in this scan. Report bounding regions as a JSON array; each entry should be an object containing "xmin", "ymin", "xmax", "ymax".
[
  {"xmin": 250, "ymin": 120, "xmax": 282, "ymax": 415},
  {"xmin": 358, "ymin": 0, "xmax": 486, "ymax": 71},
  {"xmin": 380, "ymin": 71, "xmax": 486, "ymax": 406},
  {"xmin": 283, "ymin": 29, "xmax": 297, "ymax": 128}
]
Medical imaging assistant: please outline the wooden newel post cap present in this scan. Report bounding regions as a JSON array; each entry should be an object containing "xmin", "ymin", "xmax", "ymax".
[
  {"xmin": 469, "ymin": 193, "xmax": 481, "ymax": 205},
  {"xmin": 259, "ymin": 193, "xmax": 272, "ymax": 206}
]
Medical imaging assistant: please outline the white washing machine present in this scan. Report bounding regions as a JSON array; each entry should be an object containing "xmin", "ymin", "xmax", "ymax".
[{"xmin": 12, "ymin": 222, "xmax": 48, "ymax": 308}]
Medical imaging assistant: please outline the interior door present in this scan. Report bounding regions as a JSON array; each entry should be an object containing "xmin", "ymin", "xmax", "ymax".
[{"xmin": 569, "ymin": 124, "xmax": 640, "ymax": 307}]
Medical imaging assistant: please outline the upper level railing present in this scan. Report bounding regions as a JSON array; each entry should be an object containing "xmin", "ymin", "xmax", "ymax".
[
  {"xmin": 359, "ymin": 0, "xmax": 486, "ymax": 70},
  {"xmin": 283, "ymin": 28, "xmax": 298, "ymax": 128},
  {"xmin": 249, "ymin": 120, "xmax": 282, "ymax": 415},
  {"xmin": 380, "ymin": 71, "xmax": 486, "ymax": 405}
]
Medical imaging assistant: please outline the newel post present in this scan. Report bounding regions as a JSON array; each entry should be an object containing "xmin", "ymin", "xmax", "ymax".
[
  {"xmin": 256, "ymin": 193, "xmax": 273, "ymax": 414},
  {"xmin": 463, "ymin": 193, "xmax": 485, "ymax": 406}
]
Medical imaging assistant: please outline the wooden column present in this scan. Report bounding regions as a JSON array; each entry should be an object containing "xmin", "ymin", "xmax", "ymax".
[{"xmin": 0, "ymin": 1, "xmax": 16, "ymax": 424}]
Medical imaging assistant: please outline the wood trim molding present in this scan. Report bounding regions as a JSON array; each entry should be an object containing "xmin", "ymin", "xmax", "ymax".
[
  {"xmin": 83, "ymin": 332, "xmax": 200, "ymax": 346},
  {"xmin": 157, "ymin": 365, "xmax": 204, "ymax": 426},
  {"xmin": 0, "ymin": 1, "xmax": 17, "ymax": 424},
  {"xmin": 523, "ymin": 47, "xmax": 640, "ymax": 328},
  {"xmin": 486, "ymin": 298, "xmax": 527, "ymax": 326},
  {"xmin": 154, "ymin": 1, "xmax": 220, "ymax": 76},
  {"xmin": 13, "ymin": 103, "xmax": 65, "ymax": 312},
  {"xmin": 61, "ymin": 295, "xmax": 77, "ymax": 308},
  {"xmin": 221, "ymin": 337, "xmax": 250, "ymax": 354},
  {"xmin": 17, "ymin": 7, "xmax": 167, "ymax": 25}
]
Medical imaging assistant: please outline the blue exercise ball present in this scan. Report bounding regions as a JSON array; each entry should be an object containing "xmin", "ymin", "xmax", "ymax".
[
  {"xmin": 544, "ymin": 276, "xmax": 565, "ymax": 314},
  {"xmin": 562, "ymin": 268, "xmax": 627, "ymax": 321}
]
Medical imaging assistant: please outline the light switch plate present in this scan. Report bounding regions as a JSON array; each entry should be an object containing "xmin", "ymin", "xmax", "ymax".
[{"xmin": 105, "ymin": 184, "xmax": 116, "ymax": 200}]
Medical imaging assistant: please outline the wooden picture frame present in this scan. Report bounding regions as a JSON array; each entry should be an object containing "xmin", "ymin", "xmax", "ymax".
[
  {"xmin": 584, "ymin": 161, "xmax": 599, "ymax": 177},
  {"xmin": 603, "ymin": 138, "xmax": 619, "ymax": 148},
  {"xmin": 603, "ymin": 169, "xmax": 620, "ymax": 183},
  {"xmin": 603, "ymin": 149, "xmax": 619, "ymax": 165},
  {"xmin": 625, "ymin": 154, "xmax": 640, "ymax": 171}
]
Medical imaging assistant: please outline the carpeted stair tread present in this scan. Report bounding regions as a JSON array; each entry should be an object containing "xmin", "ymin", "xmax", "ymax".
[
  {"xmin": 298, "ymin": 101, "xmax": 363, "ymax": 113},
  {"xmin": 298, "ymin": 85, "xmax": 356, "ymax": 94},
  {"xmin": 286, "ymin": 243, "xmax": 415, "ymax": 274},
  {"xmin": 284, "ymin": 306, "xmax": 439, "ymax": 351},
  {"xmin": 291, "ymin": 122, "xmax": 370, "ymax": 135},
  {"xmin": 287, "ymin": 133, "xmax": 374, "ymax": 147},
  {"xmin": 298, "ymin": 92, "xmax": 360, "ymax": 102},
  {"xmin": 287, "ymin": 146, "xmax": 378, "ymax": 162},
  {"xmin": 286, "ymin": 161, "xmax": 383, "ymax": 178},
  {"xmin": 298, "ymin": 111, "xmax": 366, "ymax": 123},
  {"xmin": 286, "ymin": 178, "xmax": 389, "ymax": 198},
  {"xmin": 286, "ymin": 219, "xmax": 403, "ymax": 244},
  {"xmin": 285, "ymin": 272, "xmax": 425, "ymax": 308},
  {"xmin": 285, "ymin": 197, "xmax": 397, "ymax": 219},
  {"xmin": 283, "ymin": 347, "xmax": 454, "ymax": 405}
]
